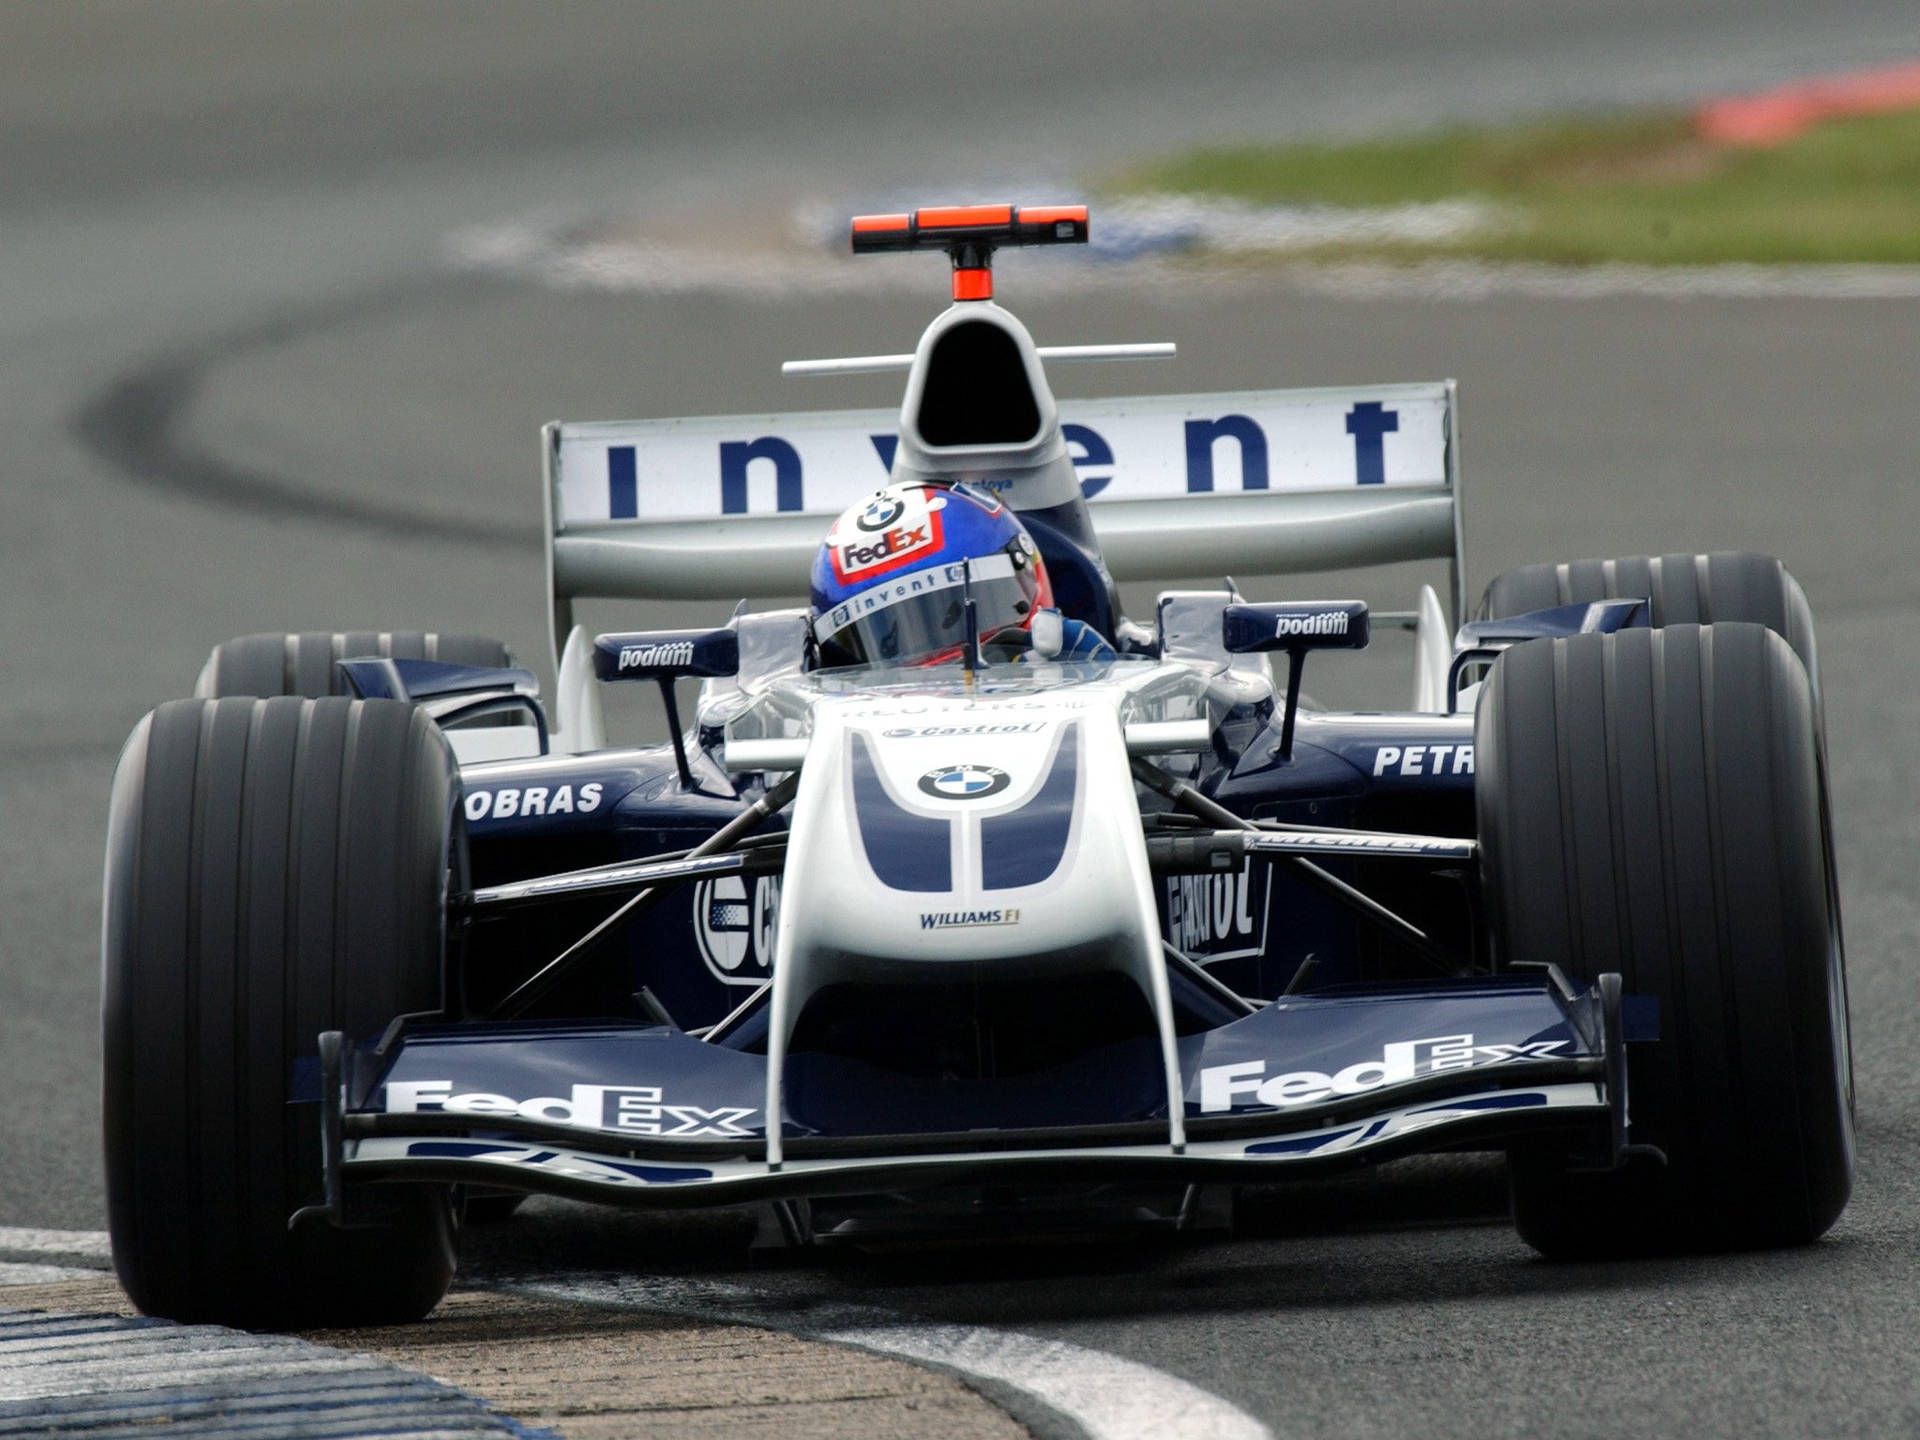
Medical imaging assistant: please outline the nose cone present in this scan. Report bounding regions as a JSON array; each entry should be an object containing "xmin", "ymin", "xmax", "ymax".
[
  {"xmin": 759, "ymin": 682, "xmax": 1188, "ymax": 1163},
  {"xmin": 774, "ymin": 693, "xmax": 1151, "ymax": 974}
]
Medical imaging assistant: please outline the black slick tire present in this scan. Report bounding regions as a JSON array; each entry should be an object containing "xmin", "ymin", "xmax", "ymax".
[
  {"xmin": 1479, "ymin": 550, "xmax": 1819, "ymax": 706},
  {"xmin": 103, "ymin": 696, "xmax": 460, "ymax": 1327},
  {"xmin": 1476, "ymin": 624, "xmax": 1852, "ymax": 1256},
  {"xmin": 195, "ymin": 631, "xmax": 512, "ymax": 699}
]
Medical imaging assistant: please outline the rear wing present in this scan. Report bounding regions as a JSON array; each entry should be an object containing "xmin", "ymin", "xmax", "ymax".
[{"xmin": 543, "ymin": 381, "xmax": 1462, "ymax": 661}]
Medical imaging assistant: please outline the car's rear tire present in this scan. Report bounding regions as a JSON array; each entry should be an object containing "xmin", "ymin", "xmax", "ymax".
[
  {"xmin": 1478, "ymin": 550, "xmax": 1818, "ymax": 704},
  {"xmin": 104, "ymin": 696, "xmax": 460, "ymax": 1327},
  {"xmin": 1476, "ymin": 624, "xmax": 1852, "ymax": 1256},
  {"xmin": 194, "ymin": 631, "xmax": 513, "ymax": 699}
]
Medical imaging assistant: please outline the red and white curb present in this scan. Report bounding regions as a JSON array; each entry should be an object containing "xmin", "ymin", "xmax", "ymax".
[{"xmin": 1699, "ymin": 59, "xmax": 1920, "ymax": 146}]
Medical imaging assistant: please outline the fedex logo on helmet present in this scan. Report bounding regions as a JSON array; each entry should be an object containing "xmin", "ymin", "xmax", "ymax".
[
  {"xmin": 834, "ymin": 518, "xmax": 936, "ymax": 578},
  {"xmin": 829, "ymin": 490, "xmax": 944, "ymax": 583}
]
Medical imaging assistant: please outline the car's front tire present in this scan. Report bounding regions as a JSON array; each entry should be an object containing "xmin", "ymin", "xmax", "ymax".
[
  {"xmin": 1476, "ymin": 623, "xmax": 1852, "ymax": 1256},
  {"xmin": 103, "ymin": 696, "xmax": 460, "ymax": 1327}
]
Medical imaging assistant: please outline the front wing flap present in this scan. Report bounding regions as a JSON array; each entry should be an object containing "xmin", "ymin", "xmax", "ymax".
[{"xmin": 333, "ymin": 975, "xmax": 1640, "ymax": 1206}]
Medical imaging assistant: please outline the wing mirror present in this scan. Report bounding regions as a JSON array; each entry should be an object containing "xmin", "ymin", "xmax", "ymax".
[
  {"xmin": 1222, "ymin": 601, "xmax": 1370, "ymax": 654},
  {"xmin": 591, "ymin": 628, "xmax": 740, "ymax": 682},
  {"xmin": 1221, "ymin": 602, "xmax": 1370, "ymax": 760},
  {"xmin": 591, "ymin": 627, "xmax": 741, "ymax": 788}
]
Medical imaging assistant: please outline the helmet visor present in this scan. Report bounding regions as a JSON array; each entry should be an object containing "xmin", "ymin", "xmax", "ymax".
[{"xmin": 812, "ymin": 550, "xmax": 1040, "ymax": 667}]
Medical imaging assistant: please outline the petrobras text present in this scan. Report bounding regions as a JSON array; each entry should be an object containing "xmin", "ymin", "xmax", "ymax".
[
  {"xmin": 1197, "ymin": 1033, "xmax": 1570, "ymax": 1112},
  {"xmin": 464, "ymin": 782, "xmax": 604, "ymax": 822},
  {"xmin": 1373, "ymin": 743, "xmax": 1474, "ymax": 777},
  {"xmin": 383, "ymin": 1080, "xmax": 756, "ymax": 1138}
]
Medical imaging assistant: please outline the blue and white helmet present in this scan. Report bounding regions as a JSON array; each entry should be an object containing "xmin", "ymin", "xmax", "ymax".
[{"xmin": 809, "ymin": 481, "xmax": 1052, "ymax": 667}]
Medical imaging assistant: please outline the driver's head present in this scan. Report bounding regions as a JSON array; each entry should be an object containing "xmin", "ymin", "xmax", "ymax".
[{"xmin": 809, "ymin": 481, "xmax": 1052, "ymax": 667}]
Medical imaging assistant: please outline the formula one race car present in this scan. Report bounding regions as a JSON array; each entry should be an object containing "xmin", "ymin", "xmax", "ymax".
[{"xmin": 102, "ymin": 204, "xmax": 1853, "ymax": 1328}]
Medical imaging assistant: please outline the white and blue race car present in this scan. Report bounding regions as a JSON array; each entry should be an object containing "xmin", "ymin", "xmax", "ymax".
[{"xmin": 102, "ymin": 203, "xmax": 1851, "ymax": 1328}]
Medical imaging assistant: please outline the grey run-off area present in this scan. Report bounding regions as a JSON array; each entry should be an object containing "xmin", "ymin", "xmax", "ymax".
[{"xmin": 3, "ymin": 2, "xmax": 1920, "ymax": 1437}]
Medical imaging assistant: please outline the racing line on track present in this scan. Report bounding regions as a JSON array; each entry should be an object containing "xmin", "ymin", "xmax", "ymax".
[
  {"xmin": 0, "ymin": 1228, "xmax": 1271, "ymax": 1440},
  {"xmin": 70, "ymin": 279, "xmax": 527, "ymax": 550}
]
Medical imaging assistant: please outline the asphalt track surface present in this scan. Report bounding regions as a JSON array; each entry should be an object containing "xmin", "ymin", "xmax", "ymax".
[{"xmin": 5, "ymin": 2, "xmax": 1920, "ymax": 1435}]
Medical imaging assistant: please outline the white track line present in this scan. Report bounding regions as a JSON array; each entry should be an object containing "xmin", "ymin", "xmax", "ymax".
[
  {"xmin": 506, "ymin": 1271, "xmax": 1271, "ymax": 1440},
  {"xmin": 0, "ymin": 1228, "xmax": 111, "ymax": 1262}
]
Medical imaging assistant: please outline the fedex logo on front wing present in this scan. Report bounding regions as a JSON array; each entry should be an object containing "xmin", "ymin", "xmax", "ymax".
[
  {"xmin": 1197, "ymin": 1033, "xmax": 1569, "ymax": 1112},
  {"xmin": 384, "ymin": 1080, "xmax": 757, "ymax": 1137}
]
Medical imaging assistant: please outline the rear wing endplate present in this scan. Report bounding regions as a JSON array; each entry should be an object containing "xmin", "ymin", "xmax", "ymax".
[{"xmin": 543, "ymin": 381, "xmax": 1462, "ymax": 662}]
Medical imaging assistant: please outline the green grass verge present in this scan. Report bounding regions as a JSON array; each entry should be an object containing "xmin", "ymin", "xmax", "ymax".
[{"xmin": 1113, "ymin": 108, "xmax": 1920, "ymax": 264}]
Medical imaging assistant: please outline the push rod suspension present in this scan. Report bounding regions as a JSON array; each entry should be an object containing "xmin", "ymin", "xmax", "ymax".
[
  {"xmin": 487, "ymin": 771, "xmax": 801, "ymax": 1020},
  {"xmin": 1130, "ymin": 758, "xmax": 1466, "ymax": 976}
]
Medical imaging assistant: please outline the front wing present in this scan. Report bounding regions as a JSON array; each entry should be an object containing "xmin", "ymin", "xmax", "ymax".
[{"xmin": 320, "ymin": 974, "xmax": 1647, "ymax": 1209}]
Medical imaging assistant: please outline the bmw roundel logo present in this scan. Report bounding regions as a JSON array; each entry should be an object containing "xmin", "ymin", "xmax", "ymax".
[
  {"xmin": 918, "ymin": 764, "xmax": 1011, "ymax": 801},
  {"xmin": 856, "ymin": 495, "xmax": 906, "ymax": 532}
]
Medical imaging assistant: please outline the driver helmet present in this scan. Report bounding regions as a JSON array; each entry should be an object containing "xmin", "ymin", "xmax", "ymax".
[{"xmin": 809, "ymin": 481, "xmax": 1052, "ymax": 667}]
